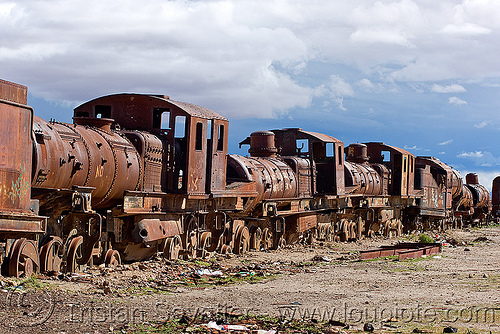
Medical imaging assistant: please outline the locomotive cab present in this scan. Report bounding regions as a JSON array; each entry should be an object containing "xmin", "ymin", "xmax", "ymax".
[
  {"xmin": 74, "ymin": 94, "xmax": 228, "ymax": 197},
  {"xmin": 364, "ymin": 142, "xmax": 415, "ymax": 197},
  {"xmin": 248, "ymin": 128, "xmax": 345, "ymax": 196}
]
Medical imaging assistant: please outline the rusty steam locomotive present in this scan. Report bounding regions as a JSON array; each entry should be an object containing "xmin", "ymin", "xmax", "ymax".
[{"xmin": 0, "ymin": 79, "xmax": 495, "ymax": 277}]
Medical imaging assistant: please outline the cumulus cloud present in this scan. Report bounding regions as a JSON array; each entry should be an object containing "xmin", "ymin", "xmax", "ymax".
[
  {"xmin": 431, "ymin": 84, "xmax": 466, "ymax": 93},
  {"xmin": 2, "ymin": 0, "xmax": 500, "ymax": 120},
  {"xmin": 438, "ymin": 139, "xmax": 453, "ymax": 146},
  {"xmin": 315, "ymin": 75, "xmax": 354, "ymax": 111},
  {"xmin": 457, "ymin": 151, "xmax": 500, "ymax": 168},
  {"xmin": 448, "ymin": 97, "xmax": 467, "ymax": 105},
  {"xmin": 0, "ymin": 0, "xmax": 313, "ymax": 118},
  {"xmin": 358, "ymin": 78, "xmax": 375, "ymax": 90},
  {"xmin": 458, "ymin": 151, "xmax": 484, "ymax": 158}
]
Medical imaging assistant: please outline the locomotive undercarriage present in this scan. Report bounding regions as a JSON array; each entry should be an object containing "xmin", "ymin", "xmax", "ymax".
[
  {"xmin": 0, "ymin": 194, "xmax": 490, "ymax": 279},
  {"xmin": 2, "ymin": 188, "xmax": 489, "ymax": 278},
  {"xmin": 0, "ymin": 188, "xmax": 123, "ymax": 277}
]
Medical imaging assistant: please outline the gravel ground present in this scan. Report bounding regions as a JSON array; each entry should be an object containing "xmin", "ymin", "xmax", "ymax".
[{"xmin": 0, "ymin": 226, "xmax": 498, "ymax": 334}]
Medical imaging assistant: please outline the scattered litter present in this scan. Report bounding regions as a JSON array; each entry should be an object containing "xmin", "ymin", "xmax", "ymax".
[
  {"xmin": 196, "ymin": 269, "xmax": 223, "ymax": 277},
  {"xmin": 443, "ymin": 326, "xmax": 458, "ymax": 333},
  {"xmin": 312, "ymin": 255, "xmax": 332, "ymax": 262},
  {"xmin": 363, "ymin": 323, "xmax": 374, "ymax": 332},
  {"xmin": 206, "ymin": 321, "xmax": 221, "ymax": 329},
  {"xmin": 221, "ymin": 324, "xmax": 249, "ymax": 331},
  {"xmin": 328, "ymin": 320, "xmax": 348, "ymax": 328},
  {"xmin": 204, "ymin": 321, "xmax": 250, "ymax": 331}
]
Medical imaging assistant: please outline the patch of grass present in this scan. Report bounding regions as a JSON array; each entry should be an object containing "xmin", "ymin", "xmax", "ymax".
[
  {"xmin": 128, "ymin": 313, "xmax": 338, "ymax": 334},
  {"xmin": 418, "ymin": 233, "xmax": 434, "ymax": 243},
  {"xmin": 193, "ymin": 260, "xmax": 211, "ymax": 267},
  {"xmin": 402, "ymin": 233, "xmax": 419, "ymax": 242},
  {"xmin": 17, "ymin": 275, "xmax": 49, "ymax": 290}
]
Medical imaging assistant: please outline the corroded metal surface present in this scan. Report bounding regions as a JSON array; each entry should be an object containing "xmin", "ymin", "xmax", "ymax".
[
  {"xmin": 0, "ymin": 85, "xmax": 32, "ymax": 212},
  {"xmin": 359, "ymin": 242, "xmax": 441, "ymax": 261},
  {"xmin": 0, "ymin": 78, "xmax": 496, "ymax": 278},
  {"xmin": 32, "ymin": 116, "xmax": 141, "ymax": 208},
  {"xmin": 0, "ymin": 79, "xmax": 27, "ymax": 104}
]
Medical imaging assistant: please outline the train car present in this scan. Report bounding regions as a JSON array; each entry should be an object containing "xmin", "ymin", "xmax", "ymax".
[
  {"xmin": 464, "ymin": 173, "xmax": 491, "ymax": 224},
  {"xmin": 408, "ymin": 157, "xmax": 490, "ymax": 230},
  {"xmin": 492, "ymin": 176, "xmax": 500, "ymax": 218},
  {"xmin": 407, "ymin": 156, "xmax": 464, "ymax": 230},
  {"xmin": 0, "ymin": 78, "xmax": 495, "ymax": 277},
  {"xmin": 0, "ymin": 79, "xmax": 46, "ymax": 277},
  {"xmin": 335, "ymin": 142, "xmax": 417, "ymax": 239}
]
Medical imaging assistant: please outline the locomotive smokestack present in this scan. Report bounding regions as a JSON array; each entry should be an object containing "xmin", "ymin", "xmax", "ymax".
[
  {"xmin": 248, "ymin": 131, "xmax": 278, "ymax": 157},
  {"xmin": 466, "ymin": 173, "xmax": 479, "ymax": 185},
  {"xmin": 346, "ymin": 143, "xmax": 369, "ymax": 163}
]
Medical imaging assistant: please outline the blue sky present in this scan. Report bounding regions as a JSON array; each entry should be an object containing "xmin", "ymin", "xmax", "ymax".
[{"xmin": 2, "ymin": 0, "xmax": 500, "ymax": 189}]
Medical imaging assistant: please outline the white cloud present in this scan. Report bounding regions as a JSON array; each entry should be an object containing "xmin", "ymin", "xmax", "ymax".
[
  {"xmin": 358, "ymin": 78, "xmax": 375, "ymax": 90},
  {"xmin": 404, "ymin": 145, "xmax": 429, "ymax": 152},
  {"xmin": 438, "ymin": 139, "xmax": 453, "ymax": 146},
  {"xmin": 431, "ymin": 84, "xmax": 466, "ymax": 93},
  {"xmin": 315, "ymin": 75, "xmax": 354, "ymax": 111},
  {"xmin": 457, "ymin": 151, "xmax": 500, "ymax": 168},
  {"xmin": 475, "ymin": 120, "xmax": 491, "ymax": 128},
  {"xmin": 2, "ymin": 0, "xmax": 500, "ymax": 119},
  {"xmin": 448, "ymin": 97, "xmax": 467, "ymax": 105},
  {"xmin": 440, "ymin": 23, "xmax": 491, "ymax": 36},
  {"xmin": 350, "ymin": 29, "xmax": 415, "ymax": 48},
  {"xmin": 458, "ymin": 151, "xmax": 484, "ymax": 158}
]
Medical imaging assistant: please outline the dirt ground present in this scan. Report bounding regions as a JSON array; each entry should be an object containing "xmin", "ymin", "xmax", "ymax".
[{"xmin": 0, "ymin": 226, "xmax": 499, "ymax": 334}]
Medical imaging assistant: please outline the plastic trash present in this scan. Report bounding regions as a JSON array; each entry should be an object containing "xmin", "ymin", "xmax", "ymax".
[
  {"xmin": 220, "ymin": 324, "xmax": 249, "ymax": 331},
  {"xmin": 196, "ymin": 269, "xmax": 223, "ymax": 276}
]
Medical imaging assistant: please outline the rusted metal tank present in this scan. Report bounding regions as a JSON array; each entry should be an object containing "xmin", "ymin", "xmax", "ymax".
[
  {"xmin": 450, "ymin": 169, "xmax": 464, "ymax": 199},
  {"xmin": 282, "ymin": 157, "xmax": 314, "ymax": 197},
  {"xmin": 344, "ymin": 161, "xmax": 382, "ymax": 195},
  {"xmin": 0, "ymin": 80, "xmax": 32, "ymax": 213},
  {"xmin": 122, "ymin": 130, "xmax": 164, "ymax": 192},
  {"xmin": 456, "ymin": 184, "xmax": 473, "ymax": 212},
  {"xmin": 32, "ymin": 116, "xmax": 141, "ymax": 209},
  {"xmin": 226, "ymin": 154, "xmax": 298, "ymax": 212},
  {"xmin": 466, "ymin": 173, "xmax": 490, "ymax": 209},
  {"xmin": 0, "ymin": 79, "xmax": 45, "ymax": 273},
  {"xmin": 492, "ymin": 176, "xmax": 500, "ymax": 215}
]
